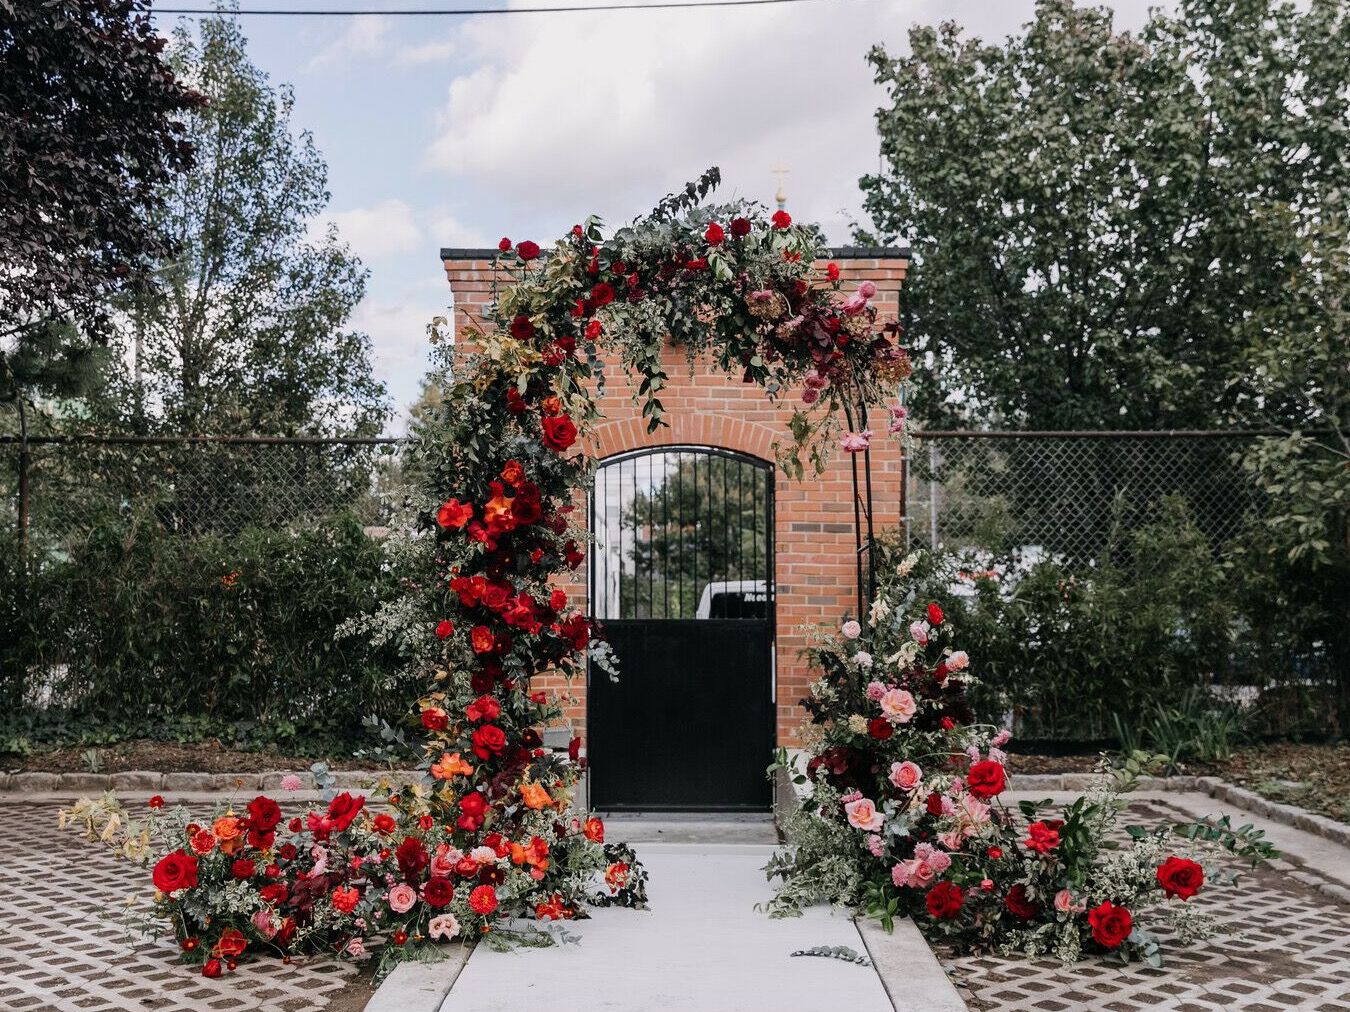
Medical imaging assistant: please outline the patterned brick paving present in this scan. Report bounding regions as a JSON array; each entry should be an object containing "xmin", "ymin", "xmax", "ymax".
[
  {"xmin": 0, "ymin": 803, "xmax": 359, "ymax": 1012},
  {"xmin": 946, "ymin": 801, "xmax": 1350, "ymax": 1012}
]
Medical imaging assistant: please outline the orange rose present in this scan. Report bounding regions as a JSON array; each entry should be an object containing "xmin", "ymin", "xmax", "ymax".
[
  {"xmin": 540, "ymin": 395, "xmax": 562, "ymax": 416},
  {"xmin": 212, "ymin": 816, "xmax": 244, "ymax": 854},
  {"xmin": 520, "ymin": 783, "xmax": 552, "ymax": 810},
  {"xmin": 431, "ymin": 751, "xmax": 474, "ymax": 780}
]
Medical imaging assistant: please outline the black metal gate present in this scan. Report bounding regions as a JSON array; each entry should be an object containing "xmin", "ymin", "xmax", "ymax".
[{"xmin": 588, "ymin": 447, "xmax": 775, "ymax": 811}]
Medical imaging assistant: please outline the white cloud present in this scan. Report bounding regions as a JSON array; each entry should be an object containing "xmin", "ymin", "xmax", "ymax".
[
  {"xmin": 321, "ymin": 198, "xmax": 423, "ymax": 260},
  {"xmin": 306, "ymin": 15, "xmax": 392, "ymax": 71},
  {"xmin": 428, "ymin": 209, "xmax": 491, "ymax": 250},
  {"xmin": 399, "ymin": 35, "xmax": 459, "ymax": 64},
  {"xmin": 421, "ymin": 0, "xmax": 915, "ymax": 243}
]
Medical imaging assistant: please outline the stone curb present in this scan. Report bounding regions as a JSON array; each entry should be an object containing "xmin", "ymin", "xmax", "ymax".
[
  {"xmin": 365, "ymin": 944, "xmax": 474, "ymax": 1012},
  {"xmin": 0, "ymin": 769, "xmax": 421, "ymax": 795}
]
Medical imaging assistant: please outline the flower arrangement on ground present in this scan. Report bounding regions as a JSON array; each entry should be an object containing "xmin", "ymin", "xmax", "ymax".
[
  {"xmin": 765, "ymin": 543, "xmax": 1276, "ymax": 965},
  {"xmin": 60, "ymin": 170, "xmax": 911, "ymax": 978}
]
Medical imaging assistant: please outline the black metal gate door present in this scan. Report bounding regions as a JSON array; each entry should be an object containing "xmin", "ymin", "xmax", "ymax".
[{"xmin": 588, "ymin": 447, "xmax": 774, "ymax": 811}]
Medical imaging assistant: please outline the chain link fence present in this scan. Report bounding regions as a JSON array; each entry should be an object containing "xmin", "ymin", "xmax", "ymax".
[
  {"xmin": 1, "ymin": 436, "xmax": 406, "ymax": 545},
  {"xmin": 902, "ymin": 430, "xmax": 1272, "ymax": 566}
]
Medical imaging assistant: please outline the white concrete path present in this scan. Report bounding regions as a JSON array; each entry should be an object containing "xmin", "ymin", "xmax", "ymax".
[{"xmin": 439, "ymin": 843, "xmax": 895, "ymax": 1012}]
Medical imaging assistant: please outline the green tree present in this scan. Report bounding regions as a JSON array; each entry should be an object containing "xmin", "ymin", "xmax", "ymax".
[
  {"xmin": 861, "ymin": 0, "xmax": 1349, "ymax": 429},
  {"xmin": 0, "ymin": 0, "xmax": 197, "ymax": 407},
  {"xmin": 105, "ymin": 16, "xmax": 387, "ymax": 436},
  {"xmin": 612, "ymin": 454, "xmax": 770, "ymax": 618}
]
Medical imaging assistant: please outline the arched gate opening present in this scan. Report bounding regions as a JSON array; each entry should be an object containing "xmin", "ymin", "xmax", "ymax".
[{"xmin": 588, "ymin": 446, "xmax": 775, "ymax": 811}]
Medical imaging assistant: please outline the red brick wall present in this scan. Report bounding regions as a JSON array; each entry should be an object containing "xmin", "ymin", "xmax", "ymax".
[{"xmin": 441, "ymin": 248, "xmax": 909, "ymax": 747}]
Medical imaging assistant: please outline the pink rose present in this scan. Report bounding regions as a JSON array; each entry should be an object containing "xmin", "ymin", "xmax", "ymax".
[
  {"xmin": 801, "ymin": 387, "xmax": 820, "ymax": 405},
  {"xmin": 387, "ymin": 883, "xmax": 416, "ymax": 914},
  {"xmin": 909, "ymin": 620, "xmax": 930, "ymax": 645},
  {"xmin": 889, "ymin": 761, "xmax": 923, "ymax": 791},
  {"xmin": 947, "ymin": 650, "xmax": 969, "ymax": 670},
  {"xmin": 251, "ymin": 909, "xmax": 278, "ymax": 939},
  {"xmin": 841, "ymin": 620, "xmax": 862, "ymax": 640},
  {"xmin": 844, "ymin": 797, "xmax": 884, "ymax": 832},
  {"xmin": 880, "ymin": 688, "xmax": 916, "ymax": 723},
  {"xmin": 840, "ymin": 430, "xmax": 872, "ymax": 453},
  {"xmin": 1054, "ymin": 889, "xmax": 1076, "ymax": 913}
]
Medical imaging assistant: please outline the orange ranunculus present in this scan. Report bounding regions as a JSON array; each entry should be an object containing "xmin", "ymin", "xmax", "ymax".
[
  {"xmin": 431, "ymin": 751, "xmax": 474, "ymax": 780},
  {"xmin": 520, "ymin": 782, "xmax": 552, "ymax": 810},
  {"xmin": 500, "ymin": 459, "xmax": 526, "ymax": 487},
  {"xmin": 212, "ymin": 816, "xmax": 244, "ymax": 855},
  {"xmin": 583, "ymin": 817, "xmax": 605, "ymax": 843},
  {"xmin": 509, "ymin": 842, "xmax": 526, "ymax": 865},
  {"xmin": 436, "ymin": 498, "xmax": 474, "ymax": 529},
  {"xmin": 525, "ymin": 835, "xmax": 550, "ymax": 868}
]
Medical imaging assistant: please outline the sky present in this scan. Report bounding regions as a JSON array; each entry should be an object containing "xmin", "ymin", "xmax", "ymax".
[{"xmin": 147, "ymin": 0, "xmax": 1162, "ymax": 432}]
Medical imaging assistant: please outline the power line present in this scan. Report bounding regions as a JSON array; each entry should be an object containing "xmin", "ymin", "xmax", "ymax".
[{"xmin": 153, "ymin": 0, "xmax": 837, "ymax": 14}]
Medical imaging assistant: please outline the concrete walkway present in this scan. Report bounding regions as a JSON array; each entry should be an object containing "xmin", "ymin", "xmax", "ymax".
[{"xmin": 440, "ymin": 842, "xmax": 894, "ymax": 1012}]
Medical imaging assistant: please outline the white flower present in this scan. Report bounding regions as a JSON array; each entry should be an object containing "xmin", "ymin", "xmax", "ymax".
[
  {"xmin": 852, "ymin": 651, "xmax": 874, "ymax": 668},
  {"xmin": 868, "ymin": 597, "xmax": 891, "ymax": 626}
]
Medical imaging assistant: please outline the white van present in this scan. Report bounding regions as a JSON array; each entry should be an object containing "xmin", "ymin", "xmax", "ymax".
[{"xmin": 694, "ymin": 580, "xmax": 771, "ymax": 619}]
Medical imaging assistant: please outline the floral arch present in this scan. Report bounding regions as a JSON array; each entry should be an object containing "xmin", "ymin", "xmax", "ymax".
[{"xmin": 62, "ymin": 171, "xmax": 1271, "ymax": 980}]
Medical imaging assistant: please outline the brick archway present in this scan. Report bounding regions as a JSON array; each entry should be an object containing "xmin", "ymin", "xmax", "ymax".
[{"xmin": 442, "ymin": 245, "xmax": 910, "ymax": 748}]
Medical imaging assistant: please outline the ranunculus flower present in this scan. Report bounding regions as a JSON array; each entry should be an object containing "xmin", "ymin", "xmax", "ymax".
[
  {"xmin": 591, "ymin": 281, "xmax": 615, "ymax": 305},
  {"xmin": 520, "ymin": 782, "xmax": 552, "ymax": 809},
  {"xmin": 926, "ymin": 881, "xmax": 963, "ymax": 920},
  {"xmin": 201, "ymin": 958, "xmax": 222, "ymax": 978},
  {"xmin": 889, "ymin": 761, "xmax": 923, "ymax": 791},
  {"xmin": 509, "ymin": 315, "xmax": 535, "ymax": 341},
  {"xmin": 841, "ymin": 620, "xmax": 861, "ymax": 639},
  {"xmin": 331, "ymin": 885, "xmax": 360, "ymax": 913},
  {"xmin": 152, "ymin": 850, "xmax": 199, "ymax": 895},
  {"xmin": 516, "ymin": 240, "xmax": 540, "ymax": 260},
  {"xmin": 966, "ymin": 760, "xmax": 1007, "ymax": 800},
  {"xmin": 771, "ymin": 209, "xmax": 792, "ymax": 229},
  {"xmin": 497, "ymin": 237, "xmax": 511, "ymax": 251},
  {"xmin": 541, "ymin": 414, "xmax": 578, "ymax": 451},
  {"xmin": 584, "ymin": 817, "xmax": 605, "ymax": 843},
  {"xmin": 231, "ymin": 858, "xmax": 255, "ymax": 880},
  {"xmin": 1087, "ymin": 901, "xmax": 1133, "ymax": 948},
  {"xmin": 469, "ymin": 884, "xmax": 499, "ymax": 915},
  {"xmin": 844, "ymin": 797, "xmax": 884, "ymax": 832},
  {"xmin": 1156, "ymin": 855, "xmax": 1205, "ymax": 900},
  {"xmin": 705, "ymin": 222, "xmax": 725, "ymax": 245}
]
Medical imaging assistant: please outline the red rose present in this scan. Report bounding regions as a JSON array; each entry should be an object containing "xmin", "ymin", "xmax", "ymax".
[
  {"xmin": 148, "ymin": 795, "xmax": 165, "ymax": 810},
  {"xmin": 466, "ymin": 694, "xmax": 502, "ymax": 722},
  {"xmin": 685, "ymin": 257, "xmax": 708, "ymax": 271},
  {"xmin": 436, "ymin": 498, "xmax": 473, "ymax": 529},
  {"xmin": 1024, "ymin": 820, "xmax": 1061, "ymax": 854},
  {"xmin": 925, "ymin": 792, "xmax": 944, "ymax": 816},
  {"xmin": 1087, "ymin": 901, "xmax": 1133, "ymax": 948},
  {"xmin": 327, "ymin": 792, "xmax": 365, "ymax": 832},
  {"xmin": 509, "ymin": 315, "xmax": 535, "ymax": 341},
  {"xmin": 202, "ymin": 959, "xmax": 222, "ymax": 978},
  {"xmin": 260, "ymin": 882, "xmax": 288, "ymax": 905},
  {"xmin": 549, "ymin": 588, "xmax": 567, "ymax": 611},
  {"xmin": 729, "ymin": 216, "xmax": 751, "ymax": 238},
  {"xmin": 231, "ymin": 858, "xmax": 255, "ymax": 880},
  {"xmin": 591, "ymin": 281, "xmax": 615, "ymax": 305},
  {"xmin": 152, "ymin": 850, "xmax": 199, "ymax": 895},
  {"xmin": 925, "ymin": 881, "xmax": 964, "ymax": 920},
  {"xmin": 1004, "ymin": 883, "xmax": 1039, "ymax": 920},
  {"xmin": 966, "ymin": 760, "xmax": 1006, "ymax": 799},
  {"xmin": 986, "ymin": 846, "xmax": 1003, "ymax": 860},
  {"xmin": 472, "ymin": 724, "xmax": 508, "ymax": 759},
  {"xmin": 583, "ymin": 817, "xmax": 604, "ymax": 842},
  {"xmin": 435, "ymin": 620, "xmax": 454, "ymax": 640},
  {"xmin": 516, "ymin": 240, "xmax": 540, "ymax": 260},
  {"xmin": 505, "ymin": 388, "xmax": 526, "ymax": 414},
  {"xmin": 396, "ymin": 837, "xmax": 429, "ymax": 880},
  {"xmin": 1156, "ymin": 856, "xmax": 1204, "ymax": 900},
  {"xmin": 423, "ymin": 877, "xmax": 454, "ymax": 908},
  {"xmin": 278, "ymin": 843, "xmax": 298, "ymax": 861},
  {"xmin": 705, "ymin": 222, "xmax": 725, "ymax": 246},
  {"xmin": 541, "ymin": 414, "xmax": 578, "ymax": 451},
  {"xmin": 421, "ymin": 706, "xmax": 448, "ymax": 731},
  {"xmin": 497, "ymin": 236, "xmax": 511, "ymax": 251},
  {"xmin": 771, "ymin": 209, "xmax": 792, "ymax": 229},
  {"xmin": 867, "ymin": 716, "xmax": 893, "ymax": 740},
  {"xmin": 927, "ymin": 602, "xmax": 944, "ymax": 625},
  {"xmin": 826, "ymin": 262, "xmax": 840, "ymax": 281},
  {"xmin": 469, "ymin": 884, "xmax": 499, "ymax": 915},
  {"xmin": 246, "ymin": 796, "xmax": 282, "ymax": 833},
  {"xmin": 470, "ymin": 625, "xmax": 495, "ymax": 654}
]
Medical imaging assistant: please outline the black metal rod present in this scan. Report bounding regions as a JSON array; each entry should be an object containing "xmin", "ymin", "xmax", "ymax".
[{"xmin": 842, "ymin": 399, "xmax": 865, "ymax": 621}]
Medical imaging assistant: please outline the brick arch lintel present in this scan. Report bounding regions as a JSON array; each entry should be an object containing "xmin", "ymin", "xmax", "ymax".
[{"xmin": 589, "ymin": 413, "xmax": 779, "ymax": 464}]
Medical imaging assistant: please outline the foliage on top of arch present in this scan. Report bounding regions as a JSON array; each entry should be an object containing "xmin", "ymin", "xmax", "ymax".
[{"xmin": 457, "ymin": 167, "xmax": 912, "ymax": 478}]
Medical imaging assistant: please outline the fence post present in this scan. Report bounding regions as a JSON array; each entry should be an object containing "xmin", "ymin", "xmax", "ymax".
[
  {"xmin": 927, "ymin": 439, "xmax": 940, "ymax": 549},
  {"xmin": 16, "ymin": 398, "xmax": 30, "ymax": 546}
]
